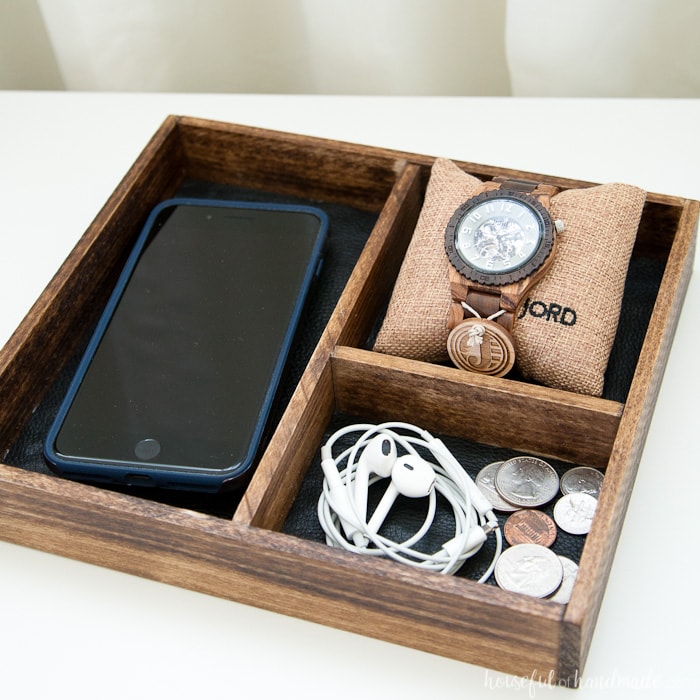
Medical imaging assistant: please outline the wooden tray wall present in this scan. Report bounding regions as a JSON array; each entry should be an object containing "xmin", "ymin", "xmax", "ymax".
[{"xmin": 0, "ymin": 116, "xmax": 696, "ymax": 686}]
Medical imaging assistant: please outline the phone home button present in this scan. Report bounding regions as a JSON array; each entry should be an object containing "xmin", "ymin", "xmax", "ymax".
[{"xmin": 134, "ymin": 438, "xmax": 161, "ymax": 461}]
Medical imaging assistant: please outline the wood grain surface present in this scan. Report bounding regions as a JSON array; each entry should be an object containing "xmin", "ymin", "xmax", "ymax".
[{"xmin": 0, "ymin": 115, "xmax": 696, "ymax": 685}]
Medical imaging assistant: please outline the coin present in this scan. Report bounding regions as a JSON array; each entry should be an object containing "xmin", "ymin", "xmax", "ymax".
[
  {"xmin": 553, "ymin": 492, "xmax": 598, "ymax": 535},
  {"xmin": 494, "ymin": 456, "xmax": 560, "ymax": 508},
  {"xmin": 504, "ymin": 509, "xmax": 557, "ymax": 547},
  {"xmin": 548, "ymin": 556, "xmax": 579, "ymax": 604},
  {"xmin": 475, "ymin": 461, "xmax": 519, "ymax": 512},
  {"xmin": 560, "ymin": 466, "xmax": 604, "ymax": 498},
  {"xmin": 494, "ymin": 543, "xmax": 563, "ymax": 598}
]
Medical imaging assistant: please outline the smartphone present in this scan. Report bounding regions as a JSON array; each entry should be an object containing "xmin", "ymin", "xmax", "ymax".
[{"xmin": 44, "ymin": 198, "xmax": 328, "ymax": 492}]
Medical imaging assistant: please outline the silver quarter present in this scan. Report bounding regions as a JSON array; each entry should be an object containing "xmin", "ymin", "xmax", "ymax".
[
  {"xmin": 560, "ymin": 466, "xmax": 604, "ymax": 498},
  {"xmin": 548, "ymin": 556, "xmax": 579, "ymax": 604},
  {"xmin": 553, "ymin": 492, "xmax": 598, "ymax": 535},
  {"xmin": 475, "ymin": 461, "xmax": 519, "ymax": 512},
  {"xmin": 494, "ymin": 456, "xmax": 560, "ymax": 508},
  {"xmin": 494, "ymin": 543, "xmax": 563, "ymax": 598}
]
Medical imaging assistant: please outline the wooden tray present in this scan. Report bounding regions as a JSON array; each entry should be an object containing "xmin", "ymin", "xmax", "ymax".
[{"xmin": 0, "ymin": 116, "xmax": 696, "ymax": 686}]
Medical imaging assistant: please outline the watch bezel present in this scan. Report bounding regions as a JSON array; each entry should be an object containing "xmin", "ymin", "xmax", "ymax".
[{"xmin": 445, "ymin": 189, "xmax": 556, "ymax": 286}]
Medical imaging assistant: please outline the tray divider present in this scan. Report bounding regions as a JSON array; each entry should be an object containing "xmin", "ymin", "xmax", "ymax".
[
  {"xmin": 331, "ymin": 346, "xmax": 624, "ymax": 467},
  {"xmin": 233, "ymin": 163, "xmax": 424, "ymax": 529}
]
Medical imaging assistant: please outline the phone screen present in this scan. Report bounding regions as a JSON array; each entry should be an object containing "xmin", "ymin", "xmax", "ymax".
[{"xmin": 46, "ymin": 200, "xmax": 327, "ymax": 489}]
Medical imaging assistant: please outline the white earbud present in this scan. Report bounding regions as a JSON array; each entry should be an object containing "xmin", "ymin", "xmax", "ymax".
[
  {"xmin": 353, "ymin": 433, "xmax": 397, "ymax": 521},
  {"xmin": 367, "ymin": 455, "xmax": 436, "ymax": 534},
  {"xmin": 317, "ymin": 421, "xmax": 503, "ymax": 577}
]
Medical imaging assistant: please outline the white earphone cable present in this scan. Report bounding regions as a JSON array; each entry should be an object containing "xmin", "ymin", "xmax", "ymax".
[{"xmin": 317, "ymin": 422, "xmax": 502, "ymax": 578}]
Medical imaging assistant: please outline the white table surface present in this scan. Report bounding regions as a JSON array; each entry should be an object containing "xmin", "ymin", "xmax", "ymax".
[{"xmin": 1, "ymin": 92, "xmax": 698, "ymax": 699}]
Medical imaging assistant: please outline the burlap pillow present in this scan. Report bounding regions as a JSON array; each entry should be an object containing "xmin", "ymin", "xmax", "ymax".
[{"xmin": 373, "ymin": 158, "xmax": 646, "ymax": 396}]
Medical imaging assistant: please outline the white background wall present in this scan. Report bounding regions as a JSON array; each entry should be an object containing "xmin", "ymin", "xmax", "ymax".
[{"xmin": 2, "ymin": 0, "xmax": 700, "ymax": 97}]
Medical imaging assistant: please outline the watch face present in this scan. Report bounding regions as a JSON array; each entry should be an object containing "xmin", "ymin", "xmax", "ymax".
[{"xmin": 445, "ymin": 189, "xmax": 555, "ymax": 285}]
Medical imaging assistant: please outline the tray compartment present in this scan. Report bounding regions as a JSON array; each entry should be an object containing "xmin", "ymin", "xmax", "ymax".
[{"xmin": 0, "ymin": 116, "xmax": 415, "ymax": 457}]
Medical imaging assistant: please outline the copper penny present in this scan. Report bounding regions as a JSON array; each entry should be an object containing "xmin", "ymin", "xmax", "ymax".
[
  {"xmin": 446, "ymin": 318, "xmax": 515, "ymax": 377},
  {"xmin": 504, "ymin": 509, "xmax": 557, "ymax": 548}
]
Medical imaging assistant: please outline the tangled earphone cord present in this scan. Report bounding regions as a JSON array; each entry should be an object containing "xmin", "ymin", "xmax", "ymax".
[{"xmin": 317, "ymin": 422, "xmax": 502, "ymax": 578}]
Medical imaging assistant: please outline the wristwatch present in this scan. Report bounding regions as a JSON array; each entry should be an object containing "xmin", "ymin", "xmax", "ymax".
[{"xmin": 444, "ymin": 177, "xmax": 564, "ymax": 377}]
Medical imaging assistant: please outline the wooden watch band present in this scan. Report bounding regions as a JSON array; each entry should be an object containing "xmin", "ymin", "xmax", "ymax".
[
  {"xmin": 448, "ymin": 265, "xmax": 517, "ymax": 332},
  {"xmin": 488, "ymin": 177, "xmax": 559, "ymax": 209}
]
